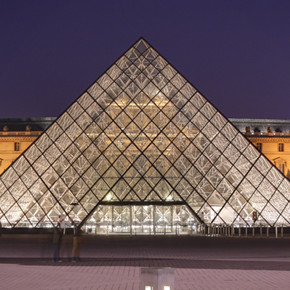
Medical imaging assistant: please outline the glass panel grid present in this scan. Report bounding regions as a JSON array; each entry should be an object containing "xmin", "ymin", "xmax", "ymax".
[{"xmin": 0, "ymin": 38, "xmax": 289, "ymax": 230}]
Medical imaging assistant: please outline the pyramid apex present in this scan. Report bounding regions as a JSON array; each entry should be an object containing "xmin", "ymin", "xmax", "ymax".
[{"xmin": 134, "ymin": 38, "xmax": 151, "ymax": 54}]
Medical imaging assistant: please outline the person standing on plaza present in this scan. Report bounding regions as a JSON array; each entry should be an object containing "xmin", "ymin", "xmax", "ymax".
[
  {"xmin": 71, "ymin": 221, "xmax": 83, "ymax": 262},
  {"xmin": 52, "ymin": 218, "xmax": 63, "ymax": 262}
]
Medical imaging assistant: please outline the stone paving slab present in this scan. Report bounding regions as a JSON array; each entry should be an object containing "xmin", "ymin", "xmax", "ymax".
[{"xmin": 0, "ymin": 264, "xmax": 289, "ymax": 290}]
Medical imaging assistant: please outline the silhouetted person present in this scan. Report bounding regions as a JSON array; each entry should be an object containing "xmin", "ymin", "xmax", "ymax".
[
  {"xmin": 71, "ymin": 222, "xmax": 83, "ymax": 262},
  {"xmin": 52, "ymin": 225, "xmax": 63, "ymax": 262}
]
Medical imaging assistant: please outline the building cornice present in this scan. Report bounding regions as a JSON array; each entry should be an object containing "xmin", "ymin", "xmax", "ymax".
[
  {"xmin": 0, "ymin": 136, "xmax": 38, "ymax": 142},
  {"xmin": 247, "ymin": 136, "xmax": 290, "ymax": 143}
]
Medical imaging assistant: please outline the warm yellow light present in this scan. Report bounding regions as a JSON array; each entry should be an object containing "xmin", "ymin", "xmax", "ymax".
[
  {"xmin": 106, "ymin": 193, "xmax": 112, "ymax": 201},
  {"xmin": 145, "ymin": 286, "xmax": 152, "ymax": 290},
  {"xmin": 164, "ymin": 287, "xmax": 170, "ymax": 290}
]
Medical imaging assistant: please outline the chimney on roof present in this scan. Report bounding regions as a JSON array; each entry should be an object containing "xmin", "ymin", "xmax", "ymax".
[{"xmin": 245, "ymin": 126, "xmax": 251, "ymax": 136}]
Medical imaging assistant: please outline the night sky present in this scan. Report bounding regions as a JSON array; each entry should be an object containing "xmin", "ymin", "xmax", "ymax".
[{"xmin": 1, "ymin": 0, "xmax": 289, "ymax": 120}]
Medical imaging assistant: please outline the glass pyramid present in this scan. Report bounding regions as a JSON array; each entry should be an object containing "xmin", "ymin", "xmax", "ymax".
[{"xmin": 0, "ymin": 38, "xmax": 289, "ymax": 234}]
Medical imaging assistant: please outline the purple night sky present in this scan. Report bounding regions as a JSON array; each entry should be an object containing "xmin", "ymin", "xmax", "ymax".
[{"xmin": 0, "ymin": 0, "xmax": 289, "ymax": 120}]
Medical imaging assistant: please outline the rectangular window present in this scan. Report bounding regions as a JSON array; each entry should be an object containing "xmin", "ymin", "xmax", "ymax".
[
  {"xmin": 256, "ymin": 143, "xmax": 262, "ymax": 152},
  {"xmin": 14, "ymin": 142, "xmax": 20, "ymax": 151},
  {"xmin": 278, "ymin": 163, "xmax": 285, "ymax": 174},
  {"xmin": 278, "ymin": 143, "xmax": 284, "ymax": 152}
]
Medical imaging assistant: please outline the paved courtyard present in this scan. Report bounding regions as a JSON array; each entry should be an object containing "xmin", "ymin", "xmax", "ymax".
[{"xmin": 0, "ymin": 235, "xmax": 289, "ymax": 289}]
